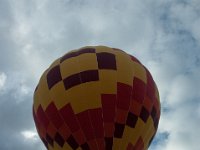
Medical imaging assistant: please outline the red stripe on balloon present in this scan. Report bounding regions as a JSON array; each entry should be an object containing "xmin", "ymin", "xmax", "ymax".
[
  {"xmin": 76, "ymin": 110, "xmax": 96, "ymax": 140},
  {"xmin": 59, "ymin": 104, "xmax": 80, "ymax": 132},
  {"xmin": 117, "ymin": 82, "xmax": 132, "ymax": 110},
  {"xmin": 45, "ymin": 102, "xmax": 64, "ymax": 129}
]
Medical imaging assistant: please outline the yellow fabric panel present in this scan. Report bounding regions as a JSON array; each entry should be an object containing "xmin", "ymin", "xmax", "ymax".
[
  {"xmin": 141, "ymin": 117, "xmax": 155, "ymax": 148},
  {"xmin": 129, "ymin": 118, "xmax": 145, "ymax": 145},
  {"xmin": 60, "ymin": 56, "xmax": 80, "ymax": 79},
  {"xmin": 60, "ymin": 50, "xmax": 98, "ymax": 79},
  {"xmin": 117, "ymin": 126, "xmax": 136, "ymax": 150},
  {"xmin": 76, "ymin": 53, "xmax": 98, "ymax": 71},
  {"xmin": 62, "ymin": 143, "xmax": 73, "ymax": 150},
  {"xmin": 115, "ymin": 118, "xmax": 146, "ymax": 150},
  {"xmin": 143, "ymin": 128, "xmax": 154, "ymax": 150},
  {"xmin": 49, "ymin": 82, "xmax": 68, "ymax": 109},
  {"xmin": 115, "ymin": 52, "xmax": 134, "ymax": 86},
  {"xmin": 99, "ymin": 70, "xmax": 117, "ymax": 94},
  {"xmin": 48, "ymin": 143, "xmax": 57, "ymax": 150},
  {"xmin": 112, "ymin": 138, "xmax": 121, "ymax": 150},
  {"xmin": 48, "ymin": 144, "xmax": 53, "ymax": 150},
  {"xmin": 49, "ymin": 143, "xmax": 61, "ymax": 150},
  {"xmin": 63, "ymin": 82, "xmax": 101, "ymax": 114},
  {"xmin": 132, "ymin": 61, "xmax": 147, "ymax": 84}
]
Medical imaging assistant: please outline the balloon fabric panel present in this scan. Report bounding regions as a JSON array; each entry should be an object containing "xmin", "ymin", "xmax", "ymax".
[{"xmin": 33, "ymin": 46, "xmax": 160, "ymax": 150}]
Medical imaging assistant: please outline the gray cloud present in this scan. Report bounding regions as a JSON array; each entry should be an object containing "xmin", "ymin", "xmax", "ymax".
[{"xmin": 0, "ymin": 0, "xmax": 199, "ymax": 150}]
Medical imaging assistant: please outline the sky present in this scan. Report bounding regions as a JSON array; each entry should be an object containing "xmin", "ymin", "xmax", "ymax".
[{"xmin": 0, "ymin": 0, "xmax": 200, "ymax": 150}]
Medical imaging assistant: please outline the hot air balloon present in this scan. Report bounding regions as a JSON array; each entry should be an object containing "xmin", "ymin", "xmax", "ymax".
[{"xmin": 33, "ymin": 46, "xmax": 160, "ymax": 150}]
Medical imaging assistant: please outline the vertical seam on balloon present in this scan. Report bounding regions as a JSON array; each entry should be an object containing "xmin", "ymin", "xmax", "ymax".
[
  {"xmin": 126, "ymin": 56, "xmax": 136, "ymax": 149},
  {"xmin": 123, "ymin": 55, "xmax": 136, "ymax": 149},
  {"xmin": 44, "ymin": 60, "xmax": 67, "ymax": 149},
  {"xmin": 58, "ymin": 54, "xmax": 81, "ymax": 149},
  {"xmin": 143, "ymin": 119, "xmax": 154, "ymax": 149},
  {"xmin": 112, "ymin": 51, "xmax": 121, "ymax": 149},
  {"xmin": 95, "ymin": 47, "xmax": 104, "ymax": 150},
  {"xmin": 128, "ymin": 63, "xmax": 147, "ymax": 149},
  {"xmin": 118, "ymin": 54, "xmax": 134, "ymax": 150},
  {"xmin": 76, "ymin": 47, "xmax": 99, "ymax": 150},
  {"xmin": 94, "ymin": 46, "xmax": 107, "ymax": 150},
  {"xmin": 143, "ymin": 84, "xmax": 160, "ymax": 148},
  {"xmin": 139, "ymin": 67, "xmax": 153, "ymax": 150},
  {"xmin": 110, "ymin": 48, "xmax": 118, "ymax": 150},
  {"xmin": 72, "ymin": 50, "xmax": 90, "ymax": 149}
]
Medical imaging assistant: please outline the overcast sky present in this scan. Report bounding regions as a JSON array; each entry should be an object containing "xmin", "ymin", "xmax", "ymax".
[{"xmin": 0, "ymin": 0, "xmax": 200, "ymax": 150}]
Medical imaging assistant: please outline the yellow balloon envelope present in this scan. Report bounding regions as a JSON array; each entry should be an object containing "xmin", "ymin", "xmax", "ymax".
[{"xmin": 33, "ymin": 46, "xmax": 160, "ymax": 150}]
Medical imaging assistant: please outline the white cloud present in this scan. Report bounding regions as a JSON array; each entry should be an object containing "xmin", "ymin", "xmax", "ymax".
[
  {"xmin": 167, "ymin": 74, "xmax": 199, "ymax": 106},
  {"xmin": 21, "ymin": 130, "xmax": 38, "ymax": 140},
  {"xmin": 158, "ymin": 99, "xmax": 200, "ymax": 150},
  {"xmin": 0, "ymin": 72, "xmax": 7, "ymax": 91},
  {"xmin": 0, "ymin": 0, "xmax": 200, "ymax": 150}
]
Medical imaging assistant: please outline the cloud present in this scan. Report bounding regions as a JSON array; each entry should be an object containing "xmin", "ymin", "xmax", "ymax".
[
  {"xmin": 21, "ymin": 130, "xmax": 38, "ymax": 140},
  {"xmin": 0, "ymin": 0, "xmax": 199, "ymax": 150},
  {"xmin": 142, "ymin": 1, "xmax": 200, "ymax": 149},
  {"xmin": 0, "ymin": 90, "xmax": 44, "ymax": 150},
  {"xmin": 0, "ymin": 73, "xmax": 7, "ymax": 91}
]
